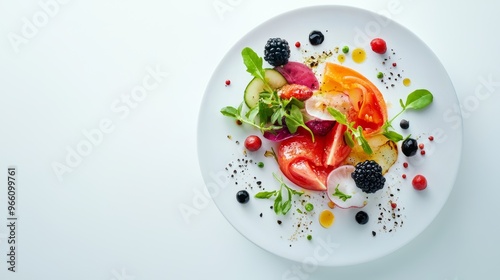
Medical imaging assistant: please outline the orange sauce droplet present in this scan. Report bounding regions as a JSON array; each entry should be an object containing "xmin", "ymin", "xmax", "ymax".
[
  {"xmin": 337, "ymin": 54, "xmax": 345, "ymax": 64},
  {"xmin": 352, "ymin": 48, "xmax": 366, "ymax": 63},
  {"xmin": 403, "ymin": 78, "xmax": 411, "ymax": 87},
  {"xmin": 319, "ymin": 209, "xmax": 335, "ymax": 228},
  {"xmin": 327, "ymin": 201, "xmax": 335, "ymax": 209}
]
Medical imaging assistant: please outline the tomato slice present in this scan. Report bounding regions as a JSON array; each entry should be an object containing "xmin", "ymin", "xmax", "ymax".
[
  {"xmin": 277, "ymin": 129, "xmax": 332, "ymax": 191},
  {"xmin": 276, "ymin": 124, "xmax": 352, "ymax": 191},
  {"xmin": 321, "ymin": 63, "xmax": 388, "ymax": 135},
  {"xmin": 324, "ymin": 122, "xmax": 351, "ymax": 168},
  {"xmin": 343, "ymin": 76, "xmax": 386, "ymax": 134},
  {"xmin": 287, "ymin": 160, "xmax": 331, "ymax": 192}
]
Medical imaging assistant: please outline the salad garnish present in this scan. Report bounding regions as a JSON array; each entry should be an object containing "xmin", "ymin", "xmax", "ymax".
[
  {"xmin": 332, "ymin": 184, "xmax": 352, "ymax": 202},
  {"xmin": 222, "ymin": 34, "xmax": 435, "ymax": 231},
  {"xmin": 327, "ymin": 107, "xmax": 373, "ymax": 155},
  {"xmin": 254, "ymin": 173, "xmax": 304, "ymax": 215},
  {"xmin": 220, "ymin": 47, "xmax": 315, "ymax": 141},
  {"xmin": 382, "ymin": 89, "xmax": 434, "ymax": 142}
]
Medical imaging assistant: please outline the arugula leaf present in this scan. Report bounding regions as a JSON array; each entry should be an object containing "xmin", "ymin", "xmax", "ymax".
[
  {"xmin": 332, "ymin": 184, "xmax": 352, "ymax": 202},
  {"xmin": 241, "ymin": 47, "xmax": 275, "ymax": 95},
  {"xmin": 241, "ymin": 47, "xmax": 266, "ymax": 82}
]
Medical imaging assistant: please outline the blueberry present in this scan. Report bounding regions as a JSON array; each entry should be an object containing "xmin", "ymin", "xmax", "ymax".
[
  {"xmin": 309, "ymin": 30, "xmax": 324, "ymax": 45},
  {"xmin": 400, "ymin": 119, "xmax": 409, "ymax": 129},
  {"xmin": 355, "ymin": 211, "xmax": 369, "ymax": 225},
  {"xmin": 401, "ymin": 138, "xmax": 418, "ymax": 157},
  {"xmin": 236, "ymin": 190, "xmax": 250, "ymax": 204}
]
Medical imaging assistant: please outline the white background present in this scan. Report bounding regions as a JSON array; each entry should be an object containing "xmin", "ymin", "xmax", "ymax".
[{"xmin": 0, "ymin": 0, "xmax": 498, "ymax": 279}]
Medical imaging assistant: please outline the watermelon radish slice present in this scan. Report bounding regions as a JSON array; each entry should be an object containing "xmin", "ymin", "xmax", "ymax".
[
  {"xmin": 326, "ymin": 165, "xmax": 367, "ymax": 209},
  {"xmin": 275, "ymin": 62, "xmax": 319, "ymax": 90}
]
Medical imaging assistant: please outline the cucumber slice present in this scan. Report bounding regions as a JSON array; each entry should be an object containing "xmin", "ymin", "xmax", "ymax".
[{"xmin": 244, "ymin": 69, "xmax": 287, "ymax": 108}]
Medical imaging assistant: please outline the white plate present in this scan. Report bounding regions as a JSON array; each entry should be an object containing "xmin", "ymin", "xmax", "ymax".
[{"xmin": 197, "ymin": 5, "xmax": 462, "ymax": 266}]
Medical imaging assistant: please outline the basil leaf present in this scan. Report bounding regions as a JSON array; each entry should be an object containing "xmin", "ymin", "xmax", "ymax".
[
  {"xmin": 405, "ymin": 89, "xmax": 433, "ymax": 110},
  {"xmin": 254, "ymin": 191, "xmax": 276, "ymax": 199},
  {"xmin": 241, "ymin": 47, "xmax": 266, "ymax": 82},
  {"xmin": 383, "ymin": 130, "xmax": 404, "ymax": 142},
  {"xmin": 220, "ymin": 106, "xmax": 238, "ymax": 118}
]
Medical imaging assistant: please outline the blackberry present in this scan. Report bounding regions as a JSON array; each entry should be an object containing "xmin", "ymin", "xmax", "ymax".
[
  {"xmin": 264, "ymin": 38, "xmax": 290, "ymax": 67},
  {"xmin": 351, "ymin": 160, "xmax": 386, "ymax": 194}
]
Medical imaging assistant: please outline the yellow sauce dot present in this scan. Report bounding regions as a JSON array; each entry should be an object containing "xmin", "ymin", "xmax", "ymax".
[
  {"xmin": 327, "ymin": 201, "xmax": 335, "ymax": 209},
  {"xmin": 337, "ymin": 54, "xmax": 345, "ymax": 64},
  {"xmin": 403, "ymin": 78, "xmax": 411, "ymax": 87},
  {"xmin": 352, "ymin": 48, "xmax": 366, "ymax": 63},
  {"xmin": 319, "ymin": 209, "xmax": 335, "ymax": 228}
]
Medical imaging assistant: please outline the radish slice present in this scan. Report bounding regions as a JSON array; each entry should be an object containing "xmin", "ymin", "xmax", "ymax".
[
  {"xmin": 326, "ymin": 165, "xmax": 367, "ymax": 209},
  {"xmin": 305, "ymin": 92, "xmax": 352, "ymax": 121}
]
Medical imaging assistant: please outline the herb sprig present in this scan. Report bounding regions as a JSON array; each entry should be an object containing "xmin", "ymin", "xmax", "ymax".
[
  {"xmin": 332, "ymin": 184, "xmax": 352, "ymax": 202},
  {"xmin": 220, "ymin": 47, "xmax": 314, "ymax": 141},
  {"xmin": 382, "ymin": 89, "xmax": 433, "ymax": 142},
  {"xmin": 254, "ymin": 173, "xmax": 304, "ymax": 215},
  {"xmin": 326, "ymin": 89, "xmax": 434, "ymax": 154},
  {"xmin": 327, "ymin": 107, "xmax": 373, "ymax": 154}
]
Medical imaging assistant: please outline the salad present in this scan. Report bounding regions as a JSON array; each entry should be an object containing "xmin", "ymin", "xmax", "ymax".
[{"xmin": 220, "ymin": 34, "xmax": 433, "ymax": 233}]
